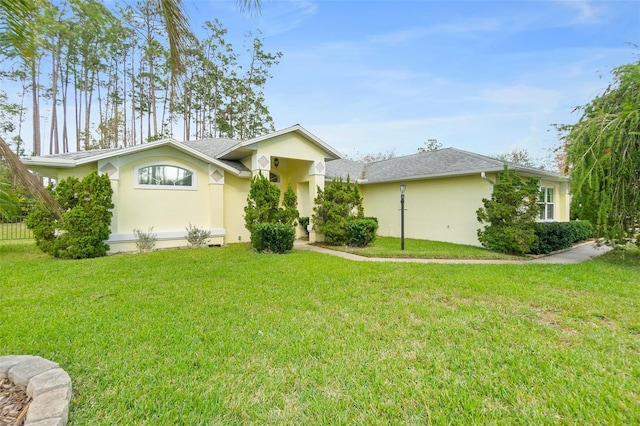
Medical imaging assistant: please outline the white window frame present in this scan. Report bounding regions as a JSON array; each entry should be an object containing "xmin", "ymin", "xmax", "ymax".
[
  {"xmin": 134, "ymin": 162, "xmax": 197, "ymax": 190},
  {"xmin": 538, "ymin": 186, "xmax": 555, "ymax": 221},
  {"xmin": 269, "ymin": 171, "xmax": 281, "ymax": 184}
]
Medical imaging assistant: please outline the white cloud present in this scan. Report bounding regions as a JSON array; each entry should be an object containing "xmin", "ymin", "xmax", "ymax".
[
  {"xmin": 559, "ymin": 0, "xmax": 604, "ymax": 24},
  {"xmin": 257, "ymin": 0, "xmax": 318, "ymax": 36}
]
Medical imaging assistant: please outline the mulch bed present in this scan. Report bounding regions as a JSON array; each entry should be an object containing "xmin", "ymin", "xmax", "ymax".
[{"xmin": 0, "ymin": 378, "xmax": 30, "ymax": 426}]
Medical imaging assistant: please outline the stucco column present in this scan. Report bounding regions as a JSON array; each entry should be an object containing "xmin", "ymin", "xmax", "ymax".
[
  {"xmin": 98, "ymin": 159, "xmax": 120, "ymax": 234},
  {"xmin": 251, "ymin": 153, "xmax": 271, "ymax": 177},
  {"xmin": 308, "ymin": 161, "xmax": 326, "ymax": 243},
  {"xmin": 208, "ymin": 165, "xmax": 226, "ymax": 244}
]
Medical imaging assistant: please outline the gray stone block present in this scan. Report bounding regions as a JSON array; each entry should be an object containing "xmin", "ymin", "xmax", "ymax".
[
  {"xmin": 0, "ymin": 355, "xmax": 33, "ymax": 379},
  {"xmin": 27, "ymin": 368, "xmax": 72, "ymax": 398},
  {"xmin": 24, "ymin": 386, "xmax": 70, "ymax": 425},
  {"xmin": 24, "ymin": 419, "xmax": 65, "ymax": 426},
  {"xmin": 8, "ymin": 356, "xmax": 59, "ymax": 386}
]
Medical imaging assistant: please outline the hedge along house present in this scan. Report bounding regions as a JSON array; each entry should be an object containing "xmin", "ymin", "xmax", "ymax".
[
  {"xmin": 325, "ymin": 149, "xmax": 570, "ymax": 247},
  {"xmin": 22, "ymin": 125, "xmax": 341, "ymax": 252}
]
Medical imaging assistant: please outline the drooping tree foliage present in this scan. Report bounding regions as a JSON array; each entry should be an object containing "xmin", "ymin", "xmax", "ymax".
[
  {"xmin": 476, "ymin": 165, "xmax": 541, "ymax": 255},
  {"xmin": 565, "ymin": 58, "xmax": 640, "ymax": 245}
]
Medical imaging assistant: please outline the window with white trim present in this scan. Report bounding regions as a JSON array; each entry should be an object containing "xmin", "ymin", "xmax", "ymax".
[
  {"xmin": 538, "ymin": 187, "xmax": 554, "ymax": 221},
  {"xmin": 269, "ymin": 171, "xmax": 280, "ymax": 183},
  {"xmin": 136, "ymin": 164, "xmax": 195, "ymax": 188}
]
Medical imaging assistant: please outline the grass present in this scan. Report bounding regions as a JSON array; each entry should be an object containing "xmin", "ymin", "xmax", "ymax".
[
  {"xmin": 323, "ymin": 236, "xmax": 525, "ymax": 260},
  {"xmin": 1, "ymin": 241, "xmax": 639, "ymax": 424}
]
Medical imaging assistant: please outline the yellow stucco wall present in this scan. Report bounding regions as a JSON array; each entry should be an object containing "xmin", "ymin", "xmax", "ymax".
[
  {"xmin": 254, "ymin": 133, "xmax": 328, "ymax": 161},
  {"xmin": 115, "ymin": 149, "xmax": 211, "ymax": 233},
  {"xmin": 539, "ymin": 179, "xmax": 570, "ymax": 222},
  {"xmin": 361, "ymin": 173, "xmax": 571, "ymax": 247},
  {"xmin": 100, "ymin": 146, "xmax": 229, "ymax": 251},
  {"xmin": 361, "ymin": 175, "xmax": 494, "ymax": 246},
  {"xmin": 223, "ymin": 174, "xmax": 251, "ymax": 244}
]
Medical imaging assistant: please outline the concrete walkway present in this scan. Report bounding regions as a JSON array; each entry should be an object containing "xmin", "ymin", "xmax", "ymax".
[{"xmin": 293, "ymin": 240, "xmax": 612, "ymax": 264}]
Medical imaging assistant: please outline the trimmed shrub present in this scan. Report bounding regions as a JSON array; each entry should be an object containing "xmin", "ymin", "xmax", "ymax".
[
  {"xmin": 476, "ymin": 165, "xmax": 541, "ymax": 255},
  {"xmin": 312, "ymin": 177, "xmax": 364, "ymax": 246},
  {"xmin": 134, "ymin": 227, "xmax": 157, "ymax": 252},
  {"xmin": 279, "ymin": 184, "xmax": 300, "ymax": 227},
  {"xmin": 185, "ymin": 223, "xmax": 211, "ymax": 247},
  {"xmin": 346, "ymin": 218, "xmax": 379, "ymax": 247},
  {"xmin": 531, "ymin": 220, "xmax": 593, "ymax": 254},
  {"xmin": 251, "ymin": 223, "xmax": 295, "ymax": 253},
  {"xmin": 27, "ymin": 171, "xmax": 113, "ymax": 259},
  {"xmin": 244, "ymin": 172, "xmax": 281, "ymax": 232},
  {"xmin": 298, "ymin": 216, "xmax": 309, "ymax": 228}
]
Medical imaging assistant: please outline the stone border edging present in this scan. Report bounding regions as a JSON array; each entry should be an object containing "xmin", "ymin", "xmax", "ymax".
[{"xmin": 0, "ymin": 355, "xmax": 71, "ymax": 426}]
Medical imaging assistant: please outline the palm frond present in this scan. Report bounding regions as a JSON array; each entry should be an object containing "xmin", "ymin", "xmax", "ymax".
[
  {"xmin": 159, "ymin": 0, "xmax": 192, "ymax": 87},
  {"xmin": 236, "ymin": 0, "xmax": 263, "ymax": 16},
  {"xmin": 0, "ymin": 137, "xmax": 61, "ymax": 217}
]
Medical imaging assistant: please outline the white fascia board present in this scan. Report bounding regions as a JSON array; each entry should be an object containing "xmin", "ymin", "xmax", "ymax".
[
  {"xmin": 71, "ymin": 139, "xmax": 244, "ymax": 177},
  {"xmin": 22, "ymin": 158, "xmax": 76, "ymax": 168},
  {"xmin": 361, "ymin": 168, "xmax": 567, "ymax": 185}
]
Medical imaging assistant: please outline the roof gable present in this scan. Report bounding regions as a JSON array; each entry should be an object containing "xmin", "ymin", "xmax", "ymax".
[{"xmin": 216, "ymin": 125, "xmax": 343, "ymax": 161}]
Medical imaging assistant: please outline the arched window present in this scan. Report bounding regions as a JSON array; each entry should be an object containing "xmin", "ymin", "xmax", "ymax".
[
  {"xmin": 269, "ymin": 171, "xmax": 281, "ymax": 183},
  {"xmin": 136, "ymin": 164, "xmax": 195, "ymax": 188}
]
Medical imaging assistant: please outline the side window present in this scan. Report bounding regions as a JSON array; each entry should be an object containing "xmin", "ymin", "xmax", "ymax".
[
  {"xmin": 538, "ymin": 187, "xmax": 554, "ymax": 221},
  {"xmin": 136, "ymin": 164, "xmax": 196, "ymax": 189},
  {"xmin": 269, "ymin": 171, "xmax": 281, "ymax": 183}
]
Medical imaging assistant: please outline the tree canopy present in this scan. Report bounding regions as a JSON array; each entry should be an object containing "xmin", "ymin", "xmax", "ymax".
[{"xmin": 565, "ymin": 58, "xmax": 640, "ymax": 245}]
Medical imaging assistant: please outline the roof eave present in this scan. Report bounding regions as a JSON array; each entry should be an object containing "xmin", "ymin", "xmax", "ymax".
[
  {"xmin": 357, "ymin": 168, "xmax": 568, "ymax": 184},
  {"xmin": 22, "ymin": 138, "xmax": 246, "ymax": 177}
]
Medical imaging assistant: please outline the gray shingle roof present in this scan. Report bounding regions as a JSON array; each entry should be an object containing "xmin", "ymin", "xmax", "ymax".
[
  {"xmin": 181, "ymin": 138, "xmax": 241, "ymax": 158},
  {"xmin": 326, "ymin": 148, "xmax": 563, "ymax": 183},
  {"xmin": 324, "ymin": 158, "xmax": 366, "ymax": 181},
  {"xmin": 23, "ymin": 138, "xmax": 251, "ymax": 173}
]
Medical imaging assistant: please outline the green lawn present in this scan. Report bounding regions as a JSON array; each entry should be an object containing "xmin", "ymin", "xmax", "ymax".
[
  {"xmin": 1, "ymin": 241, "xmax": 639, "ymax": 424},
  {"xmin": 323, "ymin": 236, "xmax": 525, "ymax": 260}
]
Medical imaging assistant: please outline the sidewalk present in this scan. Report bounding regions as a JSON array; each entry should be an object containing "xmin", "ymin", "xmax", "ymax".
[{"xmin": 293, "ymin": 240, "xmax": 612, "ymax": 264}]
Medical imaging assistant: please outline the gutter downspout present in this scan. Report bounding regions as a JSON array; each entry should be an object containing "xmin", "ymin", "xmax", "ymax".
[{"xmin": 480, "ymin": 172, "xmax": 495, "ymax": 187}]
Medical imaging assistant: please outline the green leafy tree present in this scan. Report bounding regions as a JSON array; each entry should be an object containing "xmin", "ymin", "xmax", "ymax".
[
  {"xmin": 27, "ymin": 171, "xmax": 114, "ymax": 258},
  {"xmin": 244, "ymin": 174, "xmax": 299, "ymax": 253},
  {"xmin": 312, "ymin": 177, "xmax": 364, "ymax": 245},
  {"xmin": 564, "ymin": 58, "xmax": 640, "ymax": 245},
  {"xmin": 244, "ymin": 172, "xmax": 281, "ymax": 232},
  {"xmin": 476, "ymin": 165, "xmax": 541, "ymax": 255},
  {"xmin": 279, "ymin": 183, "xmax": 299, "ymax": 227},
  {"xmin": 0, "ymin": 167, "xmax": 17, "ymax": 218},
  {"xmin": 418, "ymin": 138, "xmax": 442, "ymax": 153}
]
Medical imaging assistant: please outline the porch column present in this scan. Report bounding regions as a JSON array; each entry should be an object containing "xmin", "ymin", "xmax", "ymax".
[
  {"xmin": 98, "ymin": 159, "xmax": 120, "ymax": 234},
  {"xmin": 251, "ymin": 153, "xmax": 271, "ymax": 177},
  {"xmin": 208, "ymin": 165, "xmax": 225, "ymax": 245},
  {"xmin": 308, "ymin": 160, "xmax": 326, "ymax": 243}
]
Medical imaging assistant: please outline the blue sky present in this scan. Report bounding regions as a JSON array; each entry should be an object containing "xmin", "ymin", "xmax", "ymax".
[{"xmin": 184, "ymin": 0, "xmax": 639, "ymax": 162}]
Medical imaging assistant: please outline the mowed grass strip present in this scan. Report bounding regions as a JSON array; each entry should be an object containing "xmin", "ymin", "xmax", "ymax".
[
  {"xmin": 327, "ymin": 236, "xmax": 525, "ymax": 260},
  {"xmin": 1, "ymin": 241, "xmax": 639, "ymax": 424}
]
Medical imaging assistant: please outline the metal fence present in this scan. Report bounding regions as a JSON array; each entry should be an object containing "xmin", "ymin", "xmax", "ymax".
[{"xmin": 0, "ymin": 214, "xmax": 33, "ymax": 240}]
